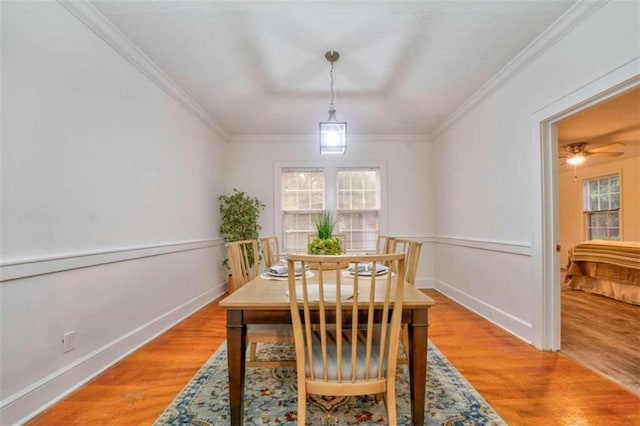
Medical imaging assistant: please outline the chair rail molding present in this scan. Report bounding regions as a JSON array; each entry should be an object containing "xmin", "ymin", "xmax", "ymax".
[
  {"xmin": 0, "ymin": 239, "xmax": 223, "ymax": 282},
  {"xmin": 431, "ymin": 235, "xmax": 532, "ymax": 256}
]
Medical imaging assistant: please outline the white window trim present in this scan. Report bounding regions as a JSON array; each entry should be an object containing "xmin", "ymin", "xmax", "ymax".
[
  {"xmin": 581, "ymin": 171, "xmax": 623, "ymax": 240},
  {"xmin": 274, "ymin": 160, "xmax": 388, "ymax": 253}
]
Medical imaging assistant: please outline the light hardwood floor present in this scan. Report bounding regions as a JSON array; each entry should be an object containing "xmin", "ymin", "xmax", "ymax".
[
  {"xmin": 561, "ymin": 283, "xmax": 640, "ymax": 396},
  {"xmin": 27, "ymin": 290, "xmax": 640, "ymax": 425}
]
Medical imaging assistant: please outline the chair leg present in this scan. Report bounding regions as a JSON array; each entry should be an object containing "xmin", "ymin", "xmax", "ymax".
[
  {"xmin": 249, "ymin": 342, "xmax": 258, "ymax": 361},
  {"xmin": 297, "ymin": 393, "xmax": 306, "ymax": 425},
  {"xmin": 402, "ymin": 325, "xmax": 410, "ymax": 362},
  {"xmin": 384, "ymin": 388, "xmax": 397, "ymax": 426}
]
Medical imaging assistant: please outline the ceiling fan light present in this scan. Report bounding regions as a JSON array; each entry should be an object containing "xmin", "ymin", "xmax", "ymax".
[{"xmin": 566, "ymin": 155, "xmax": 586, "ymax": 165}]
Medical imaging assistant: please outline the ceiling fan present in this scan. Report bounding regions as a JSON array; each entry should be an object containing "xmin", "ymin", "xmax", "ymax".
[{"xmin": 558, "ymin": 142, "xmax": 625, "ymax": 166}]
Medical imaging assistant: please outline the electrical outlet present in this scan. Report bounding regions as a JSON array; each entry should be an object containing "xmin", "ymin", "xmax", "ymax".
[{"xmin": 62, "ymin": 331, "xmax": 76, "ymax": 353}]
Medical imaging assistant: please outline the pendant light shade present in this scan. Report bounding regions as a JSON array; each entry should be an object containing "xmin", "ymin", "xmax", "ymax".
[{"xmin": 319, "ymin": 51, "xmax": 346, "ymax": 155}]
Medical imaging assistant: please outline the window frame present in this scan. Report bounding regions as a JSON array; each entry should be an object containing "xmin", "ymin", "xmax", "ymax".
[
  {"xmin": 582, "ymin": 173, "xmax": 622, "ymax": 241},
  {"xmin": 274, "ymin": 161, "xmax": 388, "ymax": 254}
]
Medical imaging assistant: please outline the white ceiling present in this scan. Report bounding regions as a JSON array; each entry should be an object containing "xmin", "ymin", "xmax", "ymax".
[
  {"xmin": 90, "ymin": 0, "xmax": 576, "ymax": 138},
  {"xmin": 557, "ymin": 86, "xmax": 640, "ymax": 168}
]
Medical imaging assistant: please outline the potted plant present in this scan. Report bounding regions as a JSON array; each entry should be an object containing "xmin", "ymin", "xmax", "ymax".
[
  {"xmin": 219, "ymin": 188, "xmax": 265, "ymax": 272},
  {"xmin": 307, "ymin": 211, "xmax": 343, "ymax": 255}
]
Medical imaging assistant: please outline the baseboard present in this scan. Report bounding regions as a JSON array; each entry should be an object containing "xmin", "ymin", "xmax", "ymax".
[
  {"xmin": 1, "ymin": 282, "xmax": 227, "ymax": 426},
  {"xmin": 433, "ymin": 279, "xmax": 533, "ymax": 344},
  {"xmin": 415, "ymin": 277, "xmax": 436, "ymax": 289}
]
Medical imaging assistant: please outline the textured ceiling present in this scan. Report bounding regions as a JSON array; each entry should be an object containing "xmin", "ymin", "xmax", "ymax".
[
  {"xmin": 558, "ymin": 87, "xmax": 640, "ymax": 167},
  {"xmin": 90, "ymin": 0, "xmax": 576, "ymax": 137}
]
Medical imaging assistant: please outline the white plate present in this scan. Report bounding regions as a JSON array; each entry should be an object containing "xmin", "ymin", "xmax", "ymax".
[
  {"xmin": 286, "ymin": 284, "xmax": 354, "ymax": 301},
  {"xmin": 260, "ymin": 270, "xmax": 314, "ymax": 281},
  {"xmin": 345, "ymin": 264, "xmax": 389, "ymax": 277}
]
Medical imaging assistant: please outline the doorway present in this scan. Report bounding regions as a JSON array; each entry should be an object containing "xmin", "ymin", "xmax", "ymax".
[
  {"xmin": 530, "ymin": 59, "xmax": 639, "ymax": 352},
  {"xmin": 554, "ymin": 87, "xmax": 640, "ymax": 395}
]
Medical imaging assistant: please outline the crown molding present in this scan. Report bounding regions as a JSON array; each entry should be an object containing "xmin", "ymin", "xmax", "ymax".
[
  {"xmin": 432, "ymin": 0, "xmax": 608, "ymax": 139},
  {"xmin": 229, "ymin": 134, "xmax": 432, "ymax": 144},
  {"xmin": 57, "ymin": 0, "xmax": 228, "ymax": 140}
]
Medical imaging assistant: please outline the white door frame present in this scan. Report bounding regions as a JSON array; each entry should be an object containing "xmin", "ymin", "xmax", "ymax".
[{"xmin": 531, "ymin": 58, "xmax": 639, "ymax": 350}]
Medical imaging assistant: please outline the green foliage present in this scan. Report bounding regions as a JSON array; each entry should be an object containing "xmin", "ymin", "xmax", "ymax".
[
  {"xmin": 308, "ymin": 211, "xmax": 342, "ymax": 254},
  {"xmin": 307, "ymin": 236, "xmax": 343, "ymax": 255},
  {"xmin": 218, "ymin": 189, "xmax": 265, "ymax": 268},
  {"xmin": 315, "ymin": 210, "xmax": 337, "ymax": 239}
]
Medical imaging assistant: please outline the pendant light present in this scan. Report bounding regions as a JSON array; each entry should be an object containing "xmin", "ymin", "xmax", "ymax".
[{"xmin": 319, "ymin": 51, "xmax": 347, "ymax": 154}]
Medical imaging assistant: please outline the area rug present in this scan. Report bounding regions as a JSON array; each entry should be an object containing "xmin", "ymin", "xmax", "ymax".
[{"xmin": 155, "ymin": 342, "xmax": 505, "ymax": 425}]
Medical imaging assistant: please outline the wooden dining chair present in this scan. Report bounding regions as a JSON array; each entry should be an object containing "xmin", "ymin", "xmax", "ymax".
[
  {"xmin": 286, "ymin": 253, "xmax": 406, "ymax": 425},
  {"xmin": 394, "ymin": 239, "xmax": 423, "ymax": 287},
  {"xmin": 226, "ymin": 239, "xmax": 294, "ymax": 367},
  {"xmin": 394, "ymin": 239, "xmax": 423, "ymax": 363},
  {"xmin": 260, "ymin": 235, "xmax": 281, "ymax": 268},
  {"xmin": 226, "ymin": 239, "xmax": 260, "ymax": 291},
  {"xmin": 376, "ymin": 235, "xmax": 397, "ymax": 255}
]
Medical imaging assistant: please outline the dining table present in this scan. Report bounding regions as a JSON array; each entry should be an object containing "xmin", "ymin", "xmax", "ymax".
[{"xmin": 219, "ymin": 267, "xmax": 435, "ymax": 425}]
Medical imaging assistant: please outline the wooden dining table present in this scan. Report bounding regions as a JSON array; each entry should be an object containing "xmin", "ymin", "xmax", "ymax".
[{"xmin": 219, "ymin": 270, "xmax": 435, "ymax": 425}]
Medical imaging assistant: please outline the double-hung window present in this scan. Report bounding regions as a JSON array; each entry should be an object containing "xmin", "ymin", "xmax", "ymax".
[
  {"xmin": 583, "ymin": 174, "xmax": 620, "ymax": 240},
  {"xmin": 337, "ymin": 168, "xmax": 380, "ymax": 253},
  {"xmin": 281, "ymin": 169, "xmax": 325, "ymax": 253},
  {"xmin": 279, "ymin": 165, "xmax": 382, "ymax": 254}
]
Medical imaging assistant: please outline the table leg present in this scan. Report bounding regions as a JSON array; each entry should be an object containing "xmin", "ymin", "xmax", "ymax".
[
  {"xmin": 408, "ymin": 308, "xmax": 428, "ymax": 425},
  {"xmin": 227, "ymin": 310, "xmax": 246, "ymax": 426}
]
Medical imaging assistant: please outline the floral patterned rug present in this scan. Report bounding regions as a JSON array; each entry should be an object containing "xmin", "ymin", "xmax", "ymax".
[{"xmin": 155, "ymin": 342, "xmax": 505, "ymax": 425}]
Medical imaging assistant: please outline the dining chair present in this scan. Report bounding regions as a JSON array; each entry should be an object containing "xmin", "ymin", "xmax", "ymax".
[
  {"xmin": 260, "ymin": 235, "xmax": 281, "ymax": 268},
  {"xmin": 376, "ymin": 235, "xmax": 397, "ymax": 255},
  {"xmin": 226, "ymin": 239, "xmax": 295, "ymax": 367},
  {"xmin": 394, "ymin": 239, "xmax": 423, "ymax": 363},
  {"xmin": 286, "ymin": 253, "xmax": 406, "ymax": 425}
]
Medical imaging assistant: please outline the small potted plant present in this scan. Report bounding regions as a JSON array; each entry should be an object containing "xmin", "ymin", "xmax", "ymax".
[{"xmin": 307, "ymin": 211, "xmax": 343, "ymax": 255}]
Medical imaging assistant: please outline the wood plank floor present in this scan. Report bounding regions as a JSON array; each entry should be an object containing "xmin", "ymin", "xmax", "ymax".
[
  {"xmin": 27, "ymin": 290, "xmax": 640, "ymax": 425},
  {"xmin": 561, "ymin": 283, "xmax": 640, "ymax": 396}
]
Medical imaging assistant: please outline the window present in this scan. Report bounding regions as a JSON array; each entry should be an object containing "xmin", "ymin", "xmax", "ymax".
[
  {"xmin": 279, "ymin": 165, "xmax": 383, "ymax": 254},
  {"xmin": 337, "ymin": 168, "xmax": 379, "ymax": 252},
  {"xmin": 281, "ymin": 169, "xmax": 324, "ymax": 252},
  {"xmin": 583, "ymin": 174, "xmax": 620, "ymax": 240}
]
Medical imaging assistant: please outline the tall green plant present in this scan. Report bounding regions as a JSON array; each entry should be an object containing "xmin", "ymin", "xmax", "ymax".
[
  {"xmin": 219, "ymin": 189, "xmax": 265, "ymax": 268},
  {"xmin": 308, "ymin": 210, "xmax": 342, "ymax": 255},
  {"xmin": 316, "ymin": 210, "xmax": 337, "ymax": 239}
]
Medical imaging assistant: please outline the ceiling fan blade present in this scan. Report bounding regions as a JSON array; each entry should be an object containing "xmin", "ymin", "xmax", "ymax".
[
  {"xmin": 586, "ymin": 142, "xmax": 625, "ymax": 153},
  {"xmin": 559, "ymin": 159, "xmax": 567, "ymax": 166},
  {"xmin": 587, "ymin": 152, "xmax": 624, "ymax": 158}
]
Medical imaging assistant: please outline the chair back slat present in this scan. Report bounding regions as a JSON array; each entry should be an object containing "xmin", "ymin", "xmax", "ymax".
[
  {"xmin": 226, "ymin": 240, "xmax": 259, "ymax": 290},
  {"xmin": 260, "ymin": 236, "xmax": 280, "ymax": 268},
  {"xmin": 394, "ymin": 239, "xmax": 423, "ymax": 286},
  {"xmin": 376, "ymin": 235, "xmax": 397, "ymax": 255}
]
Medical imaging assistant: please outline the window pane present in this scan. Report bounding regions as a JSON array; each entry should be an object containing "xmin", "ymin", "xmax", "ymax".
[
  {"xmin": 352, "ymin": 191, "xmax": 364, "ymax": 209},
  {"xmin": 610, "ymin": 193, "xmax": 620, "ymax": 209},
  {"xmin": 599, "ymin": 194, "xmax": 609, "ymax": 210},
  {"xmin": 364, "ymin": 172, "xmax": 377, "ymax": 190},
  {"xmin": 611, "ymin": 176, "xmax": 620, "ymax": 193}
]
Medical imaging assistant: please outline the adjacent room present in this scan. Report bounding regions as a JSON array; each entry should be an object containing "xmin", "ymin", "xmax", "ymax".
[{"xmin": 1, "ymin": 1, "xmax": 638, "ymax": 425}]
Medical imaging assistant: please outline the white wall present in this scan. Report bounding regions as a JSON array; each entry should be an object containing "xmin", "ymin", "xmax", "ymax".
[
  {"xmin": 0, "ymin": 2, "xmax": 228, "ymax": 423},
  {"xmin": 226, "ymin": 136, "xmax": 436, "ymax": 287},
  {"xmin": 433, "ymin": 1, "xmax": 640, "ymax": 345}
]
